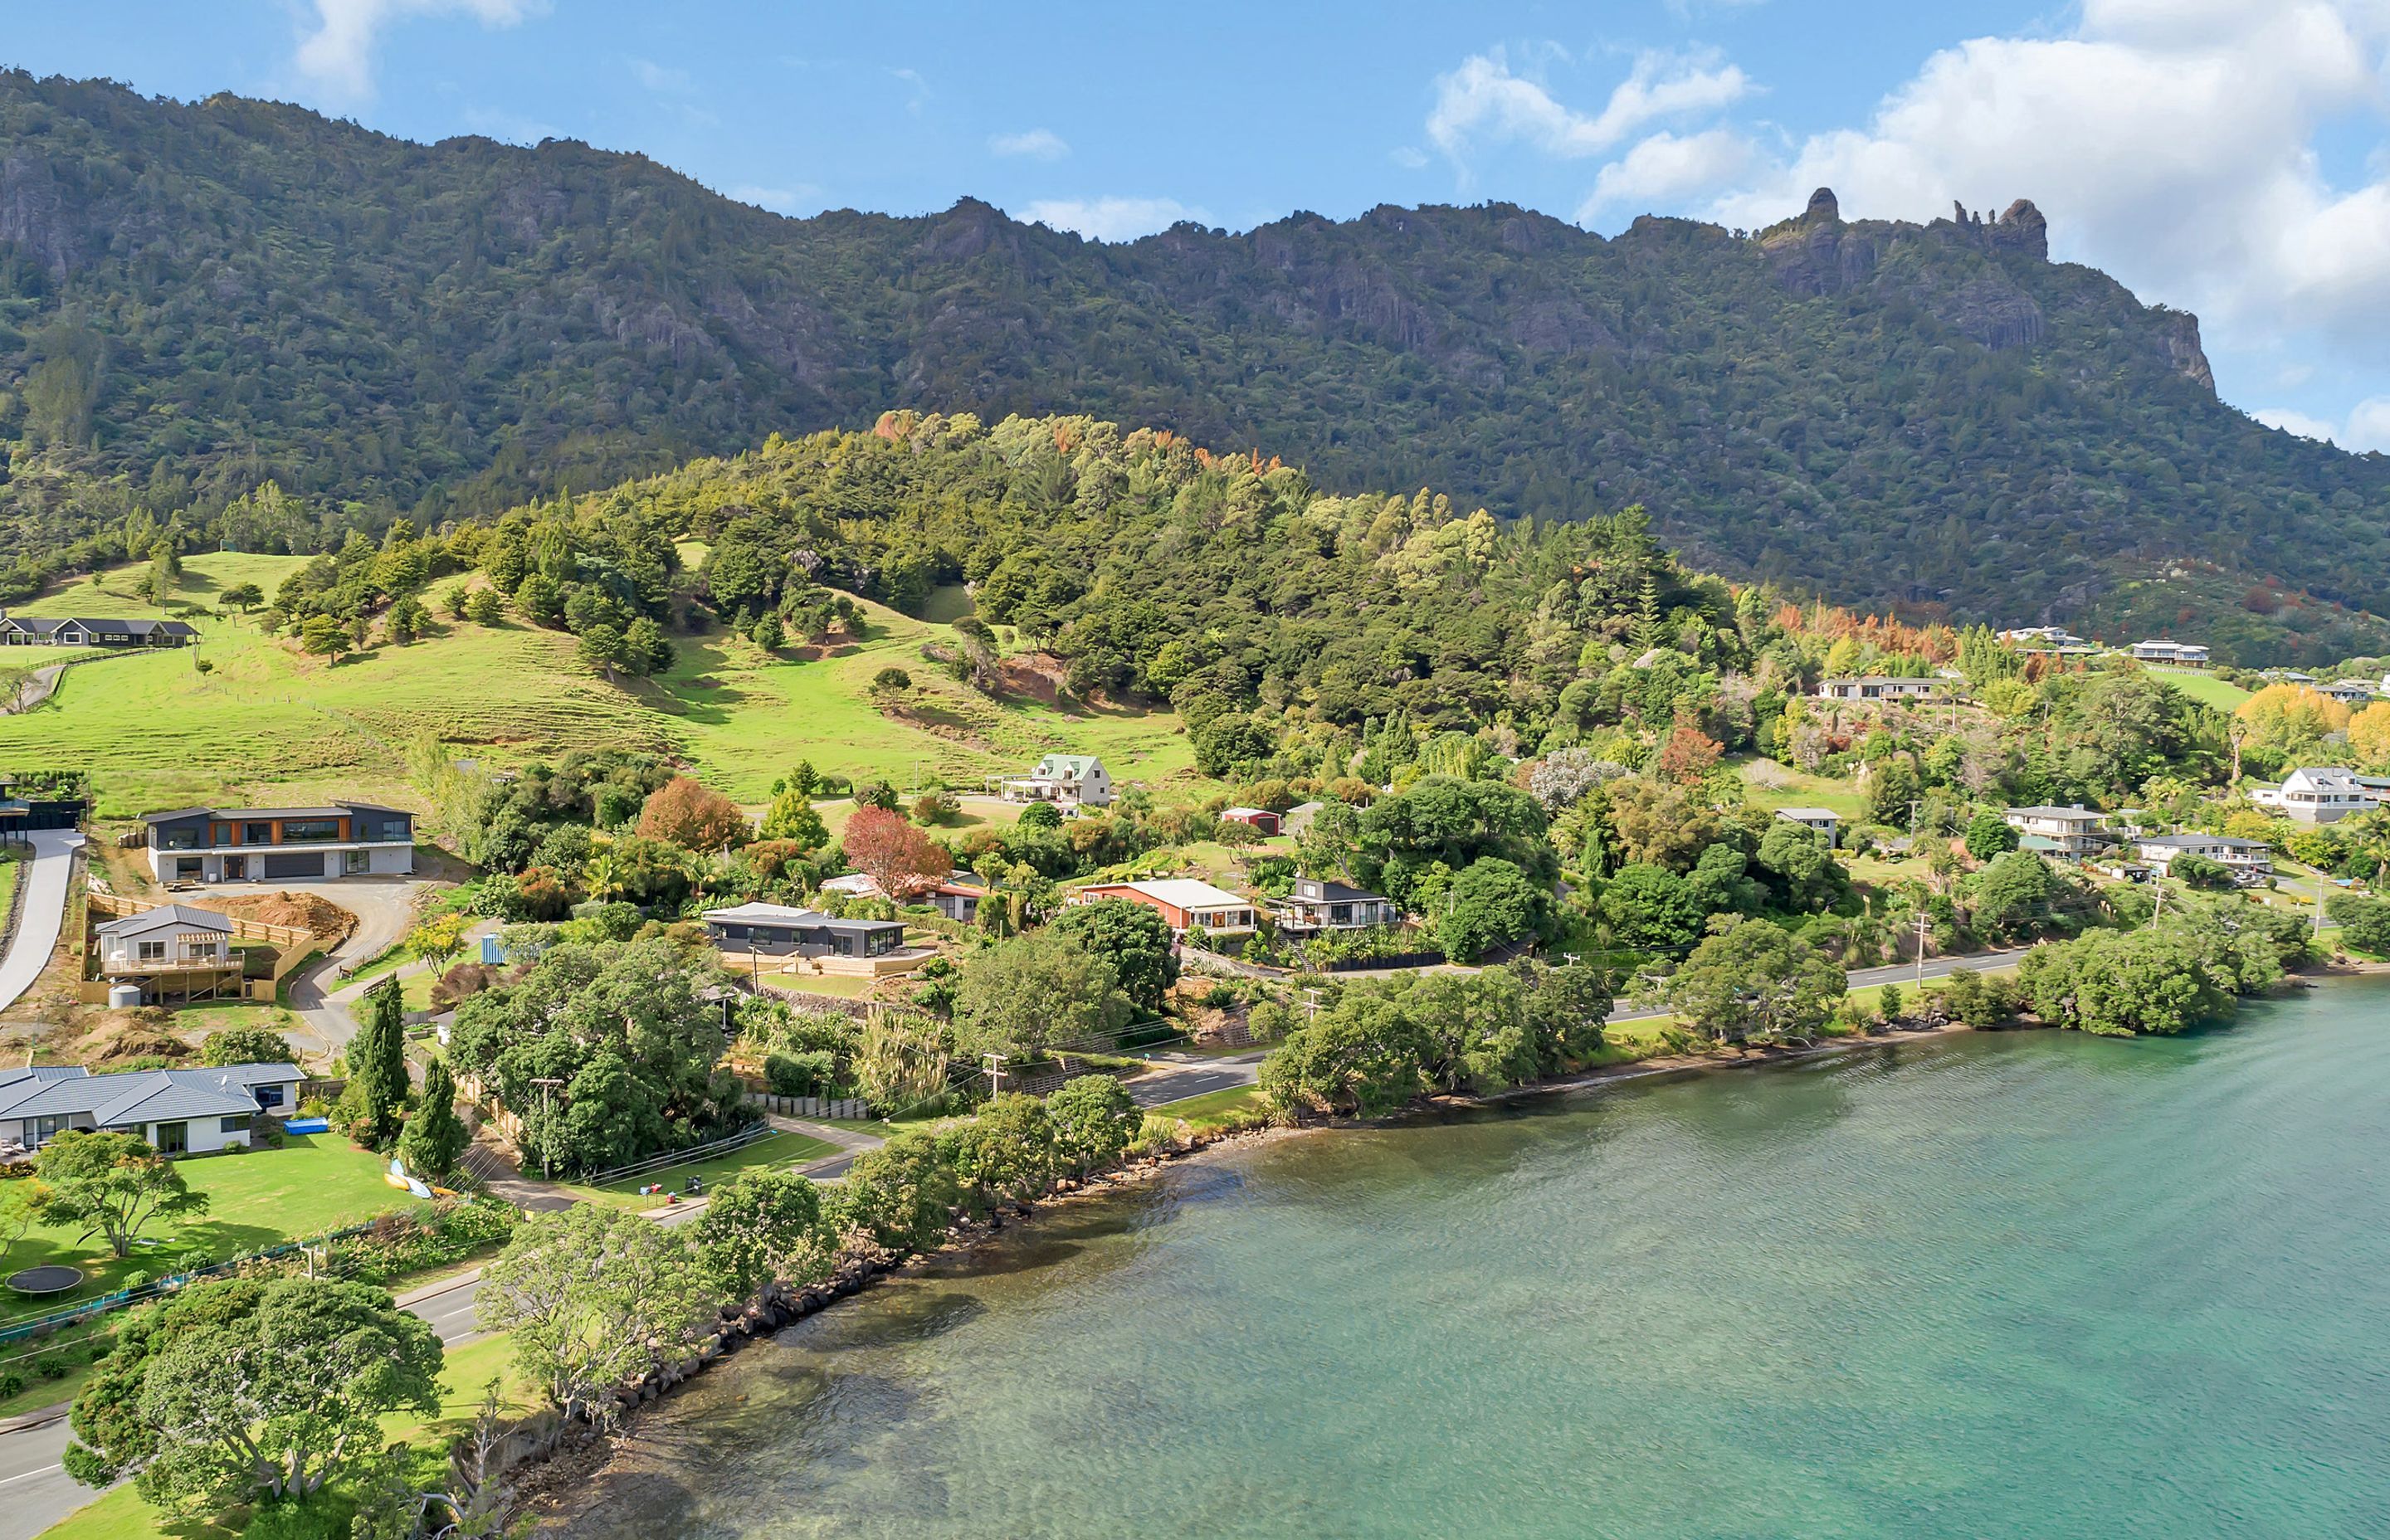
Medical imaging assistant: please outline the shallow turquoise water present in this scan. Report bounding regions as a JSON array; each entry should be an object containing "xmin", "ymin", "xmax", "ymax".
[{"xmin": 558, "ymin": 979, "xmax": 2390, "ymax": 1538}]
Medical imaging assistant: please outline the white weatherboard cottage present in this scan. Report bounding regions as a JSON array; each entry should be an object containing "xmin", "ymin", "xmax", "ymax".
[{"xmin": 992, "ymin": 754, "xmax": 1112, "ymax": 809}]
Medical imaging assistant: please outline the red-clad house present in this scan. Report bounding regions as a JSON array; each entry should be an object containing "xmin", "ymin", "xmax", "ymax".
[{"xmin": 1071, "ymin": 879, "xmax": 1257, "ymax": 936}]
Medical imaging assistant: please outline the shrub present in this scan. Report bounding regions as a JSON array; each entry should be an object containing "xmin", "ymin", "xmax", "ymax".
[
  {"xmin": 34, "ymin": 1356, "xmax": 66, "ymax": 1380},
  {"xmin": 763, "ymin": 1050, "xmax": 835, "ymax": 1098},
  {"xmin": 0, "ymin": 1372, "xmax": 20, "ymax": 1399}
]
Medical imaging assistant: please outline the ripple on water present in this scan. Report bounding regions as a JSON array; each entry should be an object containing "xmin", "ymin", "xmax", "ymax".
[{"xmin": 554, "ymin": 980, "xmax": 2390, "ymax": 1540}]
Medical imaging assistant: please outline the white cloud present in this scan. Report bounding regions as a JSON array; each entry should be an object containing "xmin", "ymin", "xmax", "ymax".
[
  {"xmin": 295, "ymin": 0, "xmax": 539, "ymax": 100},
  {"xmin": 890, "ymin": 66, "xmax": 930, "ymax": 115},
  {"xmin": 1427, "ymin": 46, "xmax": 1753, "ymax": 163},
  {"xmin": 1579, "ymin": 128, "xmax": 1758, "ymax": 221},
  {"xmin": 729, "ymin": 184, "xmax": 821, "ymax": 216},
  {"xmin": 2253, "ymin": 399, "xmax": 2390, "ymax": 451},
  {"xmin": 1389, "ymin": 146, "xmax": 1430, "ymax": 170},
  {"xmin": 631, "ymin": 58, "xmax": 690, "ymax": 94},
  {"xmin": 1703, "ymin": 1, "xmax": 2390, "ymax": 361},
  {"xmin": 2347, "ymin": 397, "xmax": 2390, "ymax": 451},
  {"xmin": 989, "ymin": 129, "xmax": 1070, "ymax": 161},
  {"xmin": 2254, "ymin": 406, "xmax": 2344, "ymax": 442},
  {"xmin": 1017, "ymin": 197, "xmax": 1207, "ymax": 241}
]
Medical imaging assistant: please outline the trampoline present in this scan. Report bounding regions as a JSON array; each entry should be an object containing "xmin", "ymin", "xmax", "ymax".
[{"xmin": 6, "ymin": 1266, "xmax": 81, "ymax": 1296}]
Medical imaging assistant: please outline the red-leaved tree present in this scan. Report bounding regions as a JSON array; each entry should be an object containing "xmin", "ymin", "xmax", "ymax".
[
  {"xmin": 1656, "ymin": 720, "xmax": 1724, "ymax": 785},
  {"xmin": 636, "ymin": 776, "xmax": 750, "ymax": 852},
  {"xmin": 841, "ymin": 807, "xmax": 951, "ymax": 900}
]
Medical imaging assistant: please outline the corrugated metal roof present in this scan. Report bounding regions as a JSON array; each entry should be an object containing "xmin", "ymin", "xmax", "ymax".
[{"xmin": 92, "ymin": 904, "xmax": 236, "ymax": 942}]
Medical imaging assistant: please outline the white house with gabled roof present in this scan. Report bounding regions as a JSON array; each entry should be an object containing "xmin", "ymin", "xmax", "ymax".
[
  {"xmin": 992, "ymin": 753, "xmax": 1112, "ymax": 808},
  {"xmin": 0, "ymin": 1062, "xmax": 300, "ymax": 1156},
  {"xmin": 2250, "ymin": 768, "xmax": 2381, "ymax": 824}
]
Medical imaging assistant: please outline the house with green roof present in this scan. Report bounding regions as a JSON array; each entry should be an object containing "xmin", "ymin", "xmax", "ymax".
[{"xmin": 992, "ymin": 753, "xmax": 1112, "ymax": 809}]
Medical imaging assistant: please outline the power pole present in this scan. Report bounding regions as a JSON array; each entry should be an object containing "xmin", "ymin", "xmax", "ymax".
[
  {"xmin": 1302, "ymin": 987, "xmax": 1324, "ymax": 1023},
  {"xmin": 1914, "ymin": 909, "xmax": 1929, "ymax": 989},
  {"xmin": 983, "ymin": 1052, "xmax": 1007, "ymax": 1099},
  {"xmin": 529, "ymin": 1076, "xmax": 564, "ymax": 1181}
]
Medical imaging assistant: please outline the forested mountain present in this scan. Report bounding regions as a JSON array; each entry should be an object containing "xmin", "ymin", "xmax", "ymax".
[{"xmin": 2, "ymin": 70, "xmax": 2387, "ymax": 659}]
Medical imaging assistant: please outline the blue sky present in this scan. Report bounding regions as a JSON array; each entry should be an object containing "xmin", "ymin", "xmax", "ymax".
[{"xmin": 12, "ymin": 2, "xmax": 2390, "ymax": 449}]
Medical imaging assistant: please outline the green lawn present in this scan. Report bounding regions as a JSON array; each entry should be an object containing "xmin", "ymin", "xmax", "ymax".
[
  {"xmin": 565, "ymin": 1129, "xmax": 842, "ymax": 1208},
  {"xmin": 1735, "ymin": 758, "xmax": 1871, "ymax": 819},
  {"xmin": 0, "ymin": 1135, "xmax": 418, "ymax": 1304},
  {"xmin": 1147, "ymin": 1084, "xmax": 1265, "ymax": 1129},
  {"xmin": 2145, "ymin": 666, "xmax": 2252, "ymax": 709},
  {"xmin": 0, "ymin": 852, "xmax": 18, "ymax": 926}
]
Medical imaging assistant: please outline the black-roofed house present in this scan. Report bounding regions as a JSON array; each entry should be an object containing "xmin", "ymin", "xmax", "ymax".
[
  {"xmin": 0, "ymin": 1061, "xmax": 300, "ymax": 1156},
  {"xmin": 1271, "ymin": 875, "xmax": 1400, "ymax": 933},
  {"xmin": 0, "ymin": 614, "xmax": 198, "ymax": 647},
  {"xmin": 139, "ymin": 802, "xmax": 415, "ymax": 884},
  {"xmin": 701, "ymin": 901, "xmax": 924, "ymax": 977}
]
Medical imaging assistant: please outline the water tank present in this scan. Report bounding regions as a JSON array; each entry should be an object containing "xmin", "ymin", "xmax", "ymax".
[{"xmin": 107, "ymin": 984, "xmax": 142, "ymax": 1009}]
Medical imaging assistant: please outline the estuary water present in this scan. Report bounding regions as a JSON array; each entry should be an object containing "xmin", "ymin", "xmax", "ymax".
[{"xmin": 555, "ymin": 977, "xmax": 2390, "ymax": 1539}]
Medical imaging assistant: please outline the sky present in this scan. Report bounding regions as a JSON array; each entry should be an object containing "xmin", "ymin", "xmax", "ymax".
[{"xmin": 12, "ymin": 1, "xmax": 2390, "ymax": 450}]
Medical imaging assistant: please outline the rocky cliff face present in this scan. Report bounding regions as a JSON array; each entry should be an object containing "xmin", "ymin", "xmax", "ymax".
[{"xmin": 0, "ymin": 71, "xmax": 2370, "ymax": 643}]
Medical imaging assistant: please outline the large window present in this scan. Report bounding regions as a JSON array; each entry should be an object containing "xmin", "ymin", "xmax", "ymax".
[
  {"xmin": 136, "ymin": 940, "xmax": 168, "ymax": 962},
  {"xmin": 187, "ymin": 941, "xmax": 220, "ymax": 962},
  {"xmin": 156, "ymin": 828, "xmax": 203, "ymax": 850},
  {"xmin": 280, "ymin": 819, "xmax": 340, "ymax": 843},
  {"xmin": 242, "ymin": 821, "xmax": 273, "ymax": 845}
]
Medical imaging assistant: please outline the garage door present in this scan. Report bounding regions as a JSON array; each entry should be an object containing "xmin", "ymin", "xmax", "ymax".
[{"xmin": 261, "ymin": 851, "xmax": 327, "ymax": 880}]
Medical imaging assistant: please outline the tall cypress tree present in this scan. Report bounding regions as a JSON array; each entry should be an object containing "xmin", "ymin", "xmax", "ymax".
[
  {"xmin": 352, "ymin": 980, "xmax": 410, "ymax": 1148},
  {"xmin": 398, "ymin": 1055, "xmax": 467, "ymax": 1178}
]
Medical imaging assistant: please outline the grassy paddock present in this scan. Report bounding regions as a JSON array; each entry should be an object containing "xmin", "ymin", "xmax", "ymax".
[{"xmin": 7, "ymin": 556, "xmax": 1202, "ymax": 814}]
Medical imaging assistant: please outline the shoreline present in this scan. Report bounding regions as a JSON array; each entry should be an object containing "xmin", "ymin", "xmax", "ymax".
[{"xmin": 524, "ymin": 968, "xmax": 2375, "ymax": 1528}]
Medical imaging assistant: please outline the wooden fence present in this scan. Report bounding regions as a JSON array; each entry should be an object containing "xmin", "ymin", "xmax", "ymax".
[
  {"xmin": 745, "ymin": 1091, "xmax": 870, "ymax": 1121},
  {"xmin": 85, "ymin": 889, "xmax": 314, "ymax": 949}
]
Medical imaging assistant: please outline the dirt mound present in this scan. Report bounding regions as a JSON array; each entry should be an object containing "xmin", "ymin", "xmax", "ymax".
[
  {"xmin": 195, "ymin": 890, "xmax": 357, "ymax": 942},
  {"xmin": 46, "ymin": 1011, "xmax": 195, "ymax": 1067},
  {"xmin": 998, "ymin": 654, "xmax": 1068, "ymax": 705}
]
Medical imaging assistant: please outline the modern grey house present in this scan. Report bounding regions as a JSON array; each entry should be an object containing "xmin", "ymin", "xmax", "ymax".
[
  {"xmin": 0, "ymin": 614, "xmax": 198, "ymax": 648},
  {"xmin": 140, "ymin": 802, "xmax": 415, "ymax": 884},
  {"xmin": 701, "ymin": 902, "xmax": 910, "ymax": 960},
  {"xmin": 1271, "ymin": 876, "xmax": 1399, "ymax": 933},
  {"xmin": 0, "ymin": 1062, "xmax": 301, "ymax": 1156}
]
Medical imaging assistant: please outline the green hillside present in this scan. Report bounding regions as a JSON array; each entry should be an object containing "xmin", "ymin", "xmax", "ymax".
[
  {"xmin": 1, "ymin": 73, "xmax": 2387, "ymax": 659},
  {"xmin": 0, "ymin": 553, "xmax": 1190, "ymax": 812}
]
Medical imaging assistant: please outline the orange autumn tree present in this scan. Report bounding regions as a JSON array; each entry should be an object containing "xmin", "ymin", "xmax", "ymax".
[
  {"xmin": 1657, "ymin": 719, "xmax": 1724, "ymax": 784},
  {"xmin": 841, "ymin": 807, "xmax": 952, "ymax": 900},
  {"xmin": 636, "ymin": 776, "xmax": 749, "ymax": 852}
]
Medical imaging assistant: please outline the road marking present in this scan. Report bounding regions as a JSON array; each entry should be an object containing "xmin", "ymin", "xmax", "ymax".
[{"xmin": 0, "ymin": 1465, "xmax": 62, "ymax": 1486}]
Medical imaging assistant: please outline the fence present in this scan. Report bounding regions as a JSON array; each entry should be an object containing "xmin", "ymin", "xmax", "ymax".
[
  {"xmin": 746, "ymin": 1091, "xmax": 869, "ymax": 1121},
  {"xmin": 585, "ymin": 1122, "xmax": 778, "ymax": 1187},
  {"xmin": 83, "ymin": 889, "xmax": 314, "ymax": 950},
  {"xmin": 0, "ymin": 1220, "xmax": 381, "ymax": 1345}
]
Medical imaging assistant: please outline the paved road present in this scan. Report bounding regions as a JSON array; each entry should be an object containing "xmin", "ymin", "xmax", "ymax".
[
  {"xmin": 1128, "ymin": 1050, "xmax": 1266, "ymax": 1110},
  {"xmin": 0, "ymin": 831, "xmax": 84, "ymax": 1015},
  {"xmin": 1602, "ymin": 946, "xmax": 2029, "ymax": 1025}
]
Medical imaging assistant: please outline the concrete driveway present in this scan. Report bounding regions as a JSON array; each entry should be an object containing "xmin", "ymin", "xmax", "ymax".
[
  {"xmin": 179, "ymin": 875, "xmax": 440, "ymax": 1056},
  {"xmin": 0, "ymin": 831, "xmax": 84, "ymax": 1014}
]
